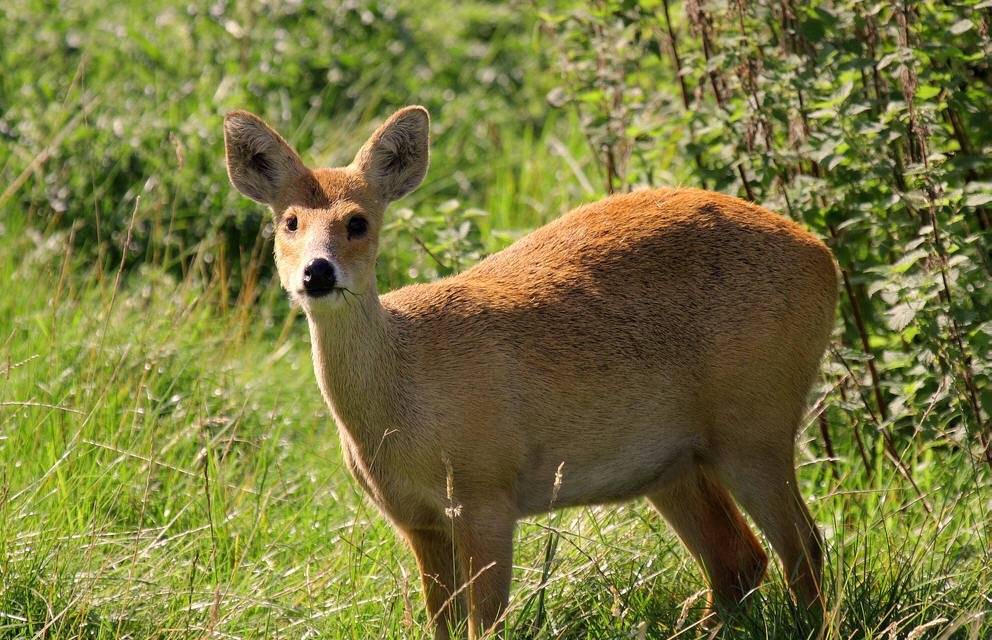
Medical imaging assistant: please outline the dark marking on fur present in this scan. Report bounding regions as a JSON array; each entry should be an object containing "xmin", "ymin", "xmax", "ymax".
[{"xmin": 248, "ymin": 151, "xmax": 274, "ymax": 179}]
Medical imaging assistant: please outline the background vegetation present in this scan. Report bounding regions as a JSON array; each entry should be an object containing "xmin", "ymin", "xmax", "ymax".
[{"xmin": 1, "ymin": 0, "xmax": 989, "ymax": 638}]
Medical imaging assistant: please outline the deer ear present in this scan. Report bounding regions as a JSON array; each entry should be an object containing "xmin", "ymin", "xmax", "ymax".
[
  {"xmin": 224, "ymin": 110, "xmax": 308, "ymax": 205},
  {"xmin": 351, "ymin": 106, "xmax": 430, "ymax": 202}
]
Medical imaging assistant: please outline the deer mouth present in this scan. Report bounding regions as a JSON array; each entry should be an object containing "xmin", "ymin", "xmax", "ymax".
[{"xmin": 303, "ymin": 286, "xmax": 336, "ymax": 298}]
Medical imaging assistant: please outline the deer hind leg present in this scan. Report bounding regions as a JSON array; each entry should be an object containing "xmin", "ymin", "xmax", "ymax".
[
  {"xmin": 647, "ymin": 467, "xmax": 768, "ymax": 613},
  {"xmin": 714, "ymin": 455, "xmax": 824, "ymax": 614}
]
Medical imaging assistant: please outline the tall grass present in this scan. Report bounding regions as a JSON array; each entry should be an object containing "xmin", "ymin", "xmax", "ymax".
[
  {"xmin": 1, "ymin": 0, "xmax": 990, "ymax": 638},
  {"xmin": 2, "ymin": 227, "xmax": 988, "ymax": 637}
]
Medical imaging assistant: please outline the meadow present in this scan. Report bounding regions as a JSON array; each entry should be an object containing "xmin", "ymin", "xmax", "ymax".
[{"xmin": 1, "ymin": 1, "xmax": 990, "ymax": 638}]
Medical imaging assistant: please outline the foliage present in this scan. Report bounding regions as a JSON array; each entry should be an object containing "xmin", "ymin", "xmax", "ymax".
[
  {"xmin": 0, "ymin": 0, "xmax": 560, "ymax": 295},
  {"xmin": 1, "ymin": 0, "xmax": 990, "ymax": 639},
  {"xmin": 541, "ymin": 0, "xmax": 992, "ymax": 473}
]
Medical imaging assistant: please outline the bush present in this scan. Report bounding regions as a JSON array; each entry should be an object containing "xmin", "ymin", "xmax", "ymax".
[{"xmin": 541, "ymin": 0, "xmax": 992, "ymax": 469}]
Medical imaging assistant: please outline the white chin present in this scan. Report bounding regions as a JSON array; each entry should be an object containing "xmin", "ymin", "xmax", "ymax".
[{"xmin": 298, "ymin": 291, "xmax": 348, "ymax": 313}]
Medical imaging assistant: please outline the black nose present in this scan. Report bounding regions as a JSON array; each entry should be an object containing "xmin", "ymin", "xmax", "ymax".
[{"xmin": 303, "ymin": 258, "xmax": 336, "ymax": 296}]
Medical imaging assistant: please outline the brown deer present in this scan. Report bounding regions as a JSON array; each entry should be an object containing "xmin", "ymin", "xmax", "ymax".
[{"xmin": 224, "ymin": 105, "xmax": 837, "ymax": 639}]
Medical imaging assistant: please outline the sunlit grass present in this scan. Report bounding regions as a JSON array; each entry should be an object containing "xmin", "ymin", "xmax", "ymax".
[
  {"xmin": 2, "ymin": 166, "xmax": 990, "ymax": 639},
  {"xmin": 1, "ymin": 0, "xmax": 990, "ymax": 638}
]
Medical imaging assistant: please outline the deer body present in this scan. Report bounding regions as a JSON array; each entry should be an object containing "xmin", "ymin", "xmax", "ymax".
[{"xmin": 225, "ymin": 107, "xmax": 837, "ymax": 639}]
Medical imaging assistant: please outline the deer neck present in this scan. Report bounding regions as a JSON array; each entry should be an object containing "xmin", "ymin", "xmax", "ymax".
[{"xmin": 306, "ymin": 291, "xmax": 406, "ymax": 452}]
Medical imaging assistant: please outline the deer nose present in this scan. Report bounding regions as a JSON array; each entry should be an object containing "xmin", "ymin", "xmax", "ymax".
[{"xmin": 303, "ymin": 258, "xmax": 336, "ymax": 296}]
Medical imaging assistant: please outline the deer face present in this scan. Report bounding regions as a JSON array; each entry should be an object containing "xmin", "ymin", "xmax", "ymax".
[{"xmin": 223, "ymin": 107, "xmax": 430, "ymax": 313}]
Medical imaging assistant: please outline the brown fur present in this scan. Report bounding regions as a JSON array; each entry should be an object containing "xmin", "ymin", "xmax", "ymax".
[{"xmin": 224, "ymin": 107, "xmax": 838, "ymax": 639}]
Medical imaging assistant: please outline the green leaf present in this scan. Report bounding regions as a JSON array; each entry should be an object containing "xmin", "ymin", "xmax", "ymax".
[
  {"xmin": 964, "ymin": 193, "xmax": 992, "ymax": 207},
  {"xmin": 887, "ymin": 302, "xmax": 921, "ymax": 332},
  {"xmin": 892, "ymin": 249, "xmax": 929, "ymax": 274},
  {"xmin": 949, "ymin": 19, "xmax": 974, "ymax": 35}
]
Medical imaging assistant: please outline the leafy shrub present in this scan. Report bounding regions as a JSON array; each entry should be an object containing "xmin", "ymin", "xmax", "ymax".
[{"xmin": 541, "ymin": 0, "xmax": 992, "ymax": 469}]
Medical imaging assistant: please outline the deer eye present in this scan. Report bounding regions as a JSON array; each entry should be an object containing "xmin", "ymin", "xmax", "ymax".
[
  {"xmin": 285, "ymin": 215, "xmax": 298, "ymax": 232},
  {"xmin": 347, "ymin": 215, "xmax": 368, "ymax": 239}
]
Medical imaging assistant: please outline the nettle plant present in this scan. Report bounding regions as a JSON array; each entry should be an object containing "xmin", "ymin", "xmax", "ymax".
[{"xmin": 541, "ymin": 0, "xmax": 992, "ymax": 469}]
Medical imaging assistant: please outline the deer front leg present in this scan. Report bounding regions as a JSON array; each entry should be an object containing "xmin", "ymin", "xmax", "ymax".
[
  {"xmin": 453, "ymin": 507, "xmax": 516, "ymax": 639},
  {"xmin": 405, "ymin": 528, "xmax": 464, "ymax": 639}
]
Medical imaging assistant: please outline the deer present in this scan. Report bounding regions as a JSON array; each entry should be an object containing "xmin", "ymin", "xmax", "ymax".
[{"xmin": 223, "ymin": 105, "xmax": 837, "ymax": 639}]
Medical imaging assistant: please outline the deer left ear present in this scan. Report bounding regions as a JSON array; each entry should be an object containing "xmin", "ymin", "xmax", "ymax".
[
  {"xmin": 224, "ymin": 110, "xmax": 309, "ymax": 205},
  {"xmin": 351, "ymin": 106, "xmax": 430, "ymax": 202}
]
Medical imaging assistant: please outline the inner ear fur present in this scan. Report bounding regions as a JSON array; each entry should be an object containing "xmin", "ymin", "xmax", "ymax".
[
  {"xmin": 351, "ymin": 106, "xmax": 430, "ymax": 202},
  {"xmin": 224, "ymin": 110, "xmax": 309, "ymax": 205}
]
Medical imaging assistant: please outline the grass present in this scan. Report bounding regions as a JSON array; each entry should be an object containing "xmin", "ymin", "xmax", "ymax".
[
  {"xmin": 2, "ymin": 141, "xmax": 990, "ymax": 639},
  {"xmin": 1, "ymin": 0, "xmax": 991, "ymax": 638}
]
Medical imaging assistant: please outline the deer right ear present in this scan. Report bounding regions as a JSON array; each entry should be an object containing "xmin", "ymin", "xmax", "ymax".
[
  {"xmin": 224, "ymin": 110, "xmax": 308, "ymax": 205},
  {"xmin": 351, "ymin": 106, "xmax": 430, "ymax": 202}
]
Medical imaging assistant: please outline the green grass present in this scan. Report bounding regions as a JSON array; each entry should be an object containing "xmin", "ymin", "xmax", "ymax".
[
  {"xmin": 2, "ymin": 0, "xmax": 991, "ymax": 638},
  {"xmin": 0, "ymin": 218, "xmax": 992, "ymax": 638},
  {"xmin": 2, "ymin": 149, "xmax": 990, "ymax": 640}
]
